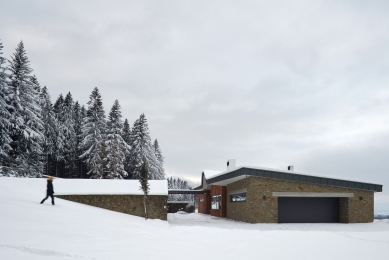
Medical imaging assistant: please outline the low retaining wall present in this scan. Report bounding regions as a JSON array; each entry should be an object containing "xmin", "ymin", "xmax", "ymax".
[{"xmin": 56, "ymin": 194, "xmax": 168, "ymax": 220}]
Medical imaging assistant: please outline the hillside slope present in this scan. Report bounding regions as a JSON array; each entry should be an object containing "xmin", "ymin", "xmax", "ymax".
[{"xmin": 1, "ymin": 177, "xmax": 388, "ymax": 260}]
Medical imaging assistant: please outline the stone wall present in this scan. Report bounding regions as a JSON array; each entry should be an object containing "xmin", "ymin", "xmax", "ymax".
[
  {"xmin": 56, "ymin": 194, "xmax": 167, "ymax": 220},
  {"xmin": 226, "ymin": 176, "xmax": 374, "ymax": 223},
  {"xmin": 226, "ymin": 177, "xmax": 253, "ymax": 223}
]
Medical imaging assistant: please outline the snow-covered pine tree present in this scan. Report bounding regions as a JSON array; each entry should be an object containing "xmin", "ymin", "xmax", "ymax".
[
  {"xmin": 73, "ymin": 101, "xmax": 86, "ymax": 178},
  {"xmin": 79, "ymin": 104, "xmax": 87, "ymax": 172},
  {"xmin": 39, "ymin": 86, "xmax": 57, "ymax": 176},
  {"xmin": 3, "ymin": 43, "xmax": 27, "ymax": 176},
  {"xmin": 7, "ymin": 41, "xmax": 43, "ymax": 177},
  {"xmin": 0, "ymin": 40, "xmax": 12, "ymax": 175},
  {"xmin": 122, "ymin": 118, "xmax": 132, "ymax": 178},
  {"xmin": 105, "ymin": 135, "xmax": 126, "ymax": 179},
  {"xmin": 53, "ymin": 94, "xmax": 64, "ymax": 114},
  {"xmin": 29, "ymin": 75, "xmax": 45, "ymax": 173},
  {"xmin": 81, "ymin": 105, "xmax": 87, "ymax": 117},
  {"xmin": 153, "ymin": 139, "xmax": 165, "ymax": 180},
  {"xmin": 122, "ymin": 118, "xmax": 131, "ymax": 145},
  {"xmin": 30, "ymin": 75, "xmax": 41, "ymax": 95},
  {"xmin": 61, "ymin": 92, "xmax": 77, "ymax": 177},
  {"xmin": 87, "ymin": 138, "xmax": 107, "ymax": 178},
  {"xmin": 105, "ymin": 100, "xmax": 128, "ymax": 179},
  {"xmin": 167, "ymin": 176, "xmax": 173, "ymax": 189},
  {"xmin": 176, "ymin": 178, "xmax": 182, "ymax": 201},
  {"xmin": 128, "ymin": 117, "xmax": 142, "ymax": 179},
  {"xmin": 139, "ymin": 161, "xmax": 150, "ymax": 219},
  {"xmin": 74, "ymin": 101, "xmax": 83, "ymax": 145},
  {"xmin": 80, "ymin": 87, "xmax": 106, "ymax": 178},
  {"xmin": 52, "ymin": 94, "xmax": 65, "ymax": 177},
  {"xmin": 128, "ymin": 113, "xmax": 161, "ymax": 180},
  {"xmin": 78, "ymin": 103, "xmax": 88, "ymax": 177}
]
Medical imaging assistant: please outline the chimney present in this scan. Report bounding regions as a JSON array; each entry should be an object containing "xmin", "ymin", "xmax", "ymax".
[
  {"xmin": 227, "ymin": 159, "xmax": 236, "ymax": 171},
  {"xmin": 288, "ymin": 165, "xmax": 294, "ymax": 171}
]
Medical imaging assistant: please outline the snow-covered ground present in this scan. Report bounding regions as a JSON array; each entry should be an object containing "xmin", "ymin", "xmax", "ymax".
[{"xmin": 1, "ymin": 178, "xmax": 388, "ymax": 260}]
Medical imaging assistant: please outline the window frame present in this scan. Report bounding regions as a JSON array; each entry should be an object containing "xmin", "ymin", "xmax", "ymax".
[
  {"xmin": 212, "ymin": 195, "xmax": 222, "ymax": 210},
  {"xmin": 230, "ymin": 192, "xmax": 247, "ymax": 203}
]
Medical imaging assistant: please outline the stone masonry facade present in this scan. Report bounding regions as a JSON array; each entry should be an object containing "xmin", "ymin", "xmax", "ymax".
[
  {"xmin": 56, "ymin": 195, "xmax": 168, "ymax": 220},
  {"xmin": 226, "ymin": 176, "xmax": 374, "ymax": 223}
]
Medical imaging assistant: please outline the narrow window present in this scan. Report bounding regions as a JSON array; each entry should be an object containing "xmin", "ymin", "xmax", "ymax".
[
  {"xmin": 212, "ymin": 195, "xmax": 221, "ymax": 209},
  {"xmin": 230, "ymin": 192, "xmax": 246, "ymax": 202}
]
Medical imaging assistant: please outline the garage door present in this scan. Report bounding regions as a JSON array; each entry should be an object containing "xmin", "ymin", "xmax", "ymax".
[{"xmin": 278, "ymin": 197, "xmax": 339, "ymax": 223}]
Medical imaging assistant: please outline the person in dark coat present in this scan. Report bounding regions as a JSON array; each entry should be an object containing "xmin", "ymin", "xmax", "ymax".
[{"xmin": 40, "ymin": 176, "xmax": 55, "ymax": 205}]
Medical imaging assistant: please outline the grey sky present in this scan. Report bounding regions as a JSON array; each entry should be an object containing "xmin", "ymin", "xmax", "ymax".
[{"xmin": 1, "ymin": 0, "xmax": 388, "ymax": 212}]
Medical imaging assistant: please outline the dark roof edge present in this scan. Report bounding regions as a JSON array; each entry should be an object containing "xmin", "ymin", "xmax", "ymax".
[
  {"xmin": 207, "ymin": 166, "xmax": 383, "ymax": 192},
  {"xmin": 193, "ymin": 185, "xmax": 202, "ymax": 190}
]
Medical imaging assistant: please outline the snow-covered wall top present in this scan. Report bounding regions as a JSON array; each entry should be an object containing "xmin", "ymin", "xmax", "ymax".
[{"xmin": 51, "ymin": 179, "xmax": 168, "ymax": 196}]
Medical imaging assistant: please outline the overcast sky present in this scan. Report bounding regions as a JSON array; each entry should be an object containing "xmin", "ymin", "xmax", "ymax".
[{"xmin": 1, "ymin": 0, "xmax": 388, "ymax": 212}]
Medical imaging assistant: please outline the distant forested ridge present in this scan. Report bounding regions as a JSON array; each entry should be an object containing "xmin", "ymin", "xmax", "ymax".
[{"xmin": 0, "ymin": 40, "xmax": 165, "ymax": 180}]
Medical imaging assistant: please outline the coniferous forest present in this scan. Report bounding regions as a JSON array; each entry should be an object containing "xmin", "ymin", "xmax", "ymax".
[
  {"xmin": 0, "ymin": 40, "xmax": 165, "ymax": 180},
  {"xmin": 167, "ymin": 177, "xmax": 195, "ymax": 202}
]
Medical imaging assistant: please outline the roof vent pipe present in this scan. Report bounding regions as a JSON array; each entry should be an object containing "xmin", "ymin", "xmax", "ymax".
[
  {"xmin": 288, "ymin": 165, "xmax": 294, "ymax": 171},
  {"xmin": 227, "ymin": 159, "xmax": 236, "ymax": 171}
]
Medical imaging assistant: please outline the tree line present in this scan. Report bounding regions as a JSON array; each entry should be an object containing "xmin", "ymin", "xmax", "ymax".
[
  {"xmin": 0, "ymin": 40, "xmax": 165, "ymax": 180},
  {"xmin": 167, "ymin": 177, "xmax": 195, "ymax": 202}
]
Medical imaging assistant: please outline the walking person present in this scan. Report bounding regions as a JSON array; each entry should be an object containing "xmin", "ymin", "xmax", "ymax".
[{"xmin": 40, "ymin": 176, "xmax": 55, "ymax": 205}]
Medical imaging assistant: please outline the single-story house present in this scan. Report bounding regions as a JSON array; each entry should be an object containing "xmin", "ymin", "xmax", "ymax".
[
  {"xmin": 54, "ymin": 179, "xmax": 168, "ymax": 220},
  {"xmin": 195, "ymin": 159, "xmax": 383, "ymax": 223}
]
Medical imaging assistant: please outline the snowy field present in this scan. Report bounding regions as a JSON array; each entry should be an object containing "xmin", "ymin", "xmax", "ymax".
[{"xmin": 1, "ymin": 178, "xmax": 388, "ymax": 260}]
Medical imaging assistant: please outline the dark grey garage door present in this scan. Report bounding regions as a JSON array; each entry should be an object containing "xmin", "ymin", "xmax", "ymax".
[{"xmin": 278, "ymin": 197, "xmax": 339, "ymax": 223}]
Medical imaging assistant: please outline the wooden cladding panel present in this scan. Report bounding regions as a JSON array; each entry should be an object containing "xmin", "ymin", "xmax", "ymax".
[
  {"xmin": 197, "ymin": 194, "xmax": 211, "ymax": 214},
  {"xmin": 210, "ymin": 185, "xmax": 227, "ymax": 218}
]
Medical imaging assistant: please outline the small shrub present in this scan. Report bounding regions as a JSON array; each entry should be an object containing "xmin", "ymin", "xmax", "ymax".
[{"xmin": 185, "ymin": 203, "xmax": 195, "ymax": 213}]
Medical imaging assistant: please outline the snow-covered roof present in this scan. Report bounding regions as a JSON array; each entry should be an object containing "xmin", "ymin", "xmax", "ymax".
[
  {"xmin": 204, "ymin": 165, "xmax": 383, "ymax": 192},
  {"xmin": 208, "ymin": 165, "xmax": 383, "ymax": 185},
  {"xmin": 203, "ymin": 170, "xmax": 222, "ymax": 179},
  {"xmin": 53, "ymin": 179, "xmax": 168, "ymax": 196}
]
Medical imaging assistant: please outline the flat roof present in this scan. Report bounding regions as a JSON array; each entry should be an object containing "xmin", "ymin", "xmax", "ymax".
[
  {"xmin": 204, "ymin": 166, "xmax": 383, "ymax": 192},
  {"xmin": 168, "ymin": 189, "xmax": 210, "ymax": 194}
]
